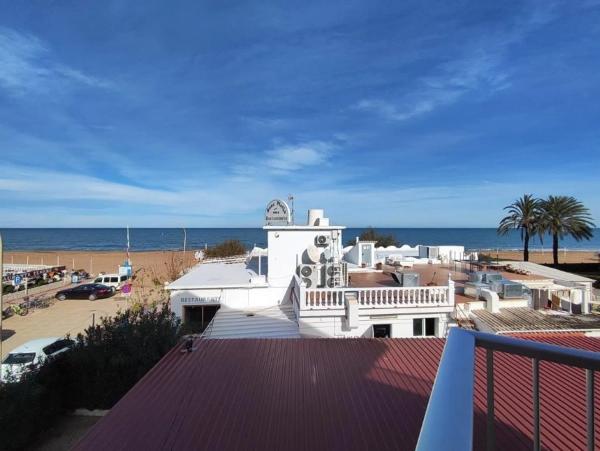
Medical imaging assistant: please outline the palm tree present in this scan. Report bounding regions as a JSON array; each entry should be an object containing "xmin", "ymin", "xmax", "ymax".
[
  {"xmin": 497, "ymin": 194, "xmax": 541, "ymax": 262},
  {"xmin": 538, "ymin": 195, "xmax": 596, "ymax": 265}
]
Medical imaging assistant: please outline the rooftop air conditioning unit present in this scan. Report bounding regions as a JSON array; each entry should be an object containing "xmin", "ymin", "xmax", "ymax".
[
  {"xmin": 325, "ymin": 264, "xmax": 342, "ymax": 288},
  {"xmin": 483, "ymin": 272, "xmax": 503, "ymax": 284},
  {"xmin": 298, "ymin": 264, "xmax": 320, "ymax": 288},
  {"xmin": 469, "ymin": 272, "xmax": 486, "ymax": 283},
  {"xmin": 464, "ymin": 282, "xmax": 488, "ymax": 298},
  {"xmin": 490, "ymin": 280, "xmax": 526, "ymax": 299},
  {"xmin": 401, "ymin": 272, "xmax": 421, "ymax": 287},
  {"xmin": 315, "ymin": 235, "xmax": 331, "ymax": 247}
]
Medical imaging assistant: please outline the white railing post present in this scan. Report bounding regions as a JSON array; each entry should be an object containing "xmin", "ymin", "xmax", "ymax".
[{"xmin": 448, "ymin": 275, "xmax": 455, "ymax": 307}]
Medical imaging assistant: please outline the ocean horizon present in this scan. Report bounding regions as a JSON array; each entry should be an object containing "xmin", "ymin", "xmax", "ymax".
[{"xmin": 1, "ymin": 228, "xmax": 599, "ymax": 252}]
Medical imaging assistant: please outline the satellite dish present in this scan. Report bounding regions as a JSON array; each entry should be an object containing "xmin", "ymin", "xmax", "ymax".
[{"xmin": 306, "ymin": 245, "xmax": 322, "ymax": 264}]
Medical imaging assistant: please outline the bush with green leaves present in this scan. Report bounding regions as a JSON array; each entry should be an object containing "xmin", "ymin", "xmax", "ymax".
[
  {"xmin": 346, "ymin": 227, "xmax": 398, "ymax": 247},
  {"xmin": 0, "ymin": 304, "xmax": 182, "ymax": 451},
  {"xmin": 203, "ymin": 239, "xmax": 247, "ymax": 259}
]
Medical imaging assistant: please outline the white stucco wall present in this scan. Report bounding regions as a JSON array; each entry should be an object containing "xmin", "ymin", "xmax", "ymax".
[
  {"xmin": 299, "ymin": 312, "xmax": 450, "ymax": 338},
  {"xmin": 265, "ymin": 226, "xmax": 345, "ymax": 288},
  {"xmin": 170, "ymin": 285, "xmax": 289, "ymax": 318}
]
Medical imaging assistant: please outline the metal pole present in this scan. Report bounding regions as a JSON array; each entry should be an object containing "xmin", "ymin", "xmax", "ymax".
[
  {"xmin": 183, "ymin": 228, "xmax": 187, "ymax": 267},
  {"xmin": 486, "ymin": 349, "xmax": 496, "ymax": 450},
  {"xmin": 92, "ymin": 313, "xmax": 95, "ymax": 328},
  {"xmin": 587, "ymin": 369, "xmax": 595, "ymax": 451},
  {"xmin": 533, "ymin": 358, "xmax": 541, "ymax": 451}
]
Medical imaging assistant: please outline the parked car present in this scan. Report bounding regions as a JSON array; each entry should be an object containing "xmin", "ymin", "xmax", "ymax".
[
  {"xmin": 55, "ymin": 283, "xmax": 113, "ymax": 301},
  {"xmin": 93, "ymin": 274, "xmax": 129, "ymax": 291},
  {"xmin": 1, "ymin": 337, "xmax": 74, "ymax": 383}
]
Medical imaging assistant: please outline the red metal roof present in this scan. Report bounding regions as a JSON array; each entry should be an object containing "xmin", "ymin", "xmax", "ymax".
[{"xmin": 75, "ymin": 335, "xmax": 600, "ymax": 451}]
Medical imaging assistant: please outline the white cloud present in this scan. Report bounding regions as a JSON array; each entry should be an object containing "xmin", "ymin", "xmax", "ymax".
[
  {"xmin": 265, "ymin": 141, "xmax": 333, "ymax": 173},
  {"xmin": 0, "ymin": 26, "xmax": 110, "ymax": 95}
]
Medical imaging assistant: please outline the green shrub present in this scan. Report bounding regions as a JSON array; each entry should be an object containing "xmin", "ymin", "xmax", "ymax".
[
  {"xmin": 346, "ymin": 227, "xmax": 398, "ymax": 247},
  {"xmin": 0, "ymin": 304, "xmax": 182, "ymax": 450},
  {"xmin": 203, "ymin": 239, "xmax": 247, "ymax": 259}
]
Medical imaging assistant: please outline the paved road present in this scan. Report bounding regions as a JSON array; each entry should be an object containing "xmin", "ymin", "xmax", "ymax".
[{"xmin": 1, "ymin": 297, "xmax": 129, "ymax": 358}]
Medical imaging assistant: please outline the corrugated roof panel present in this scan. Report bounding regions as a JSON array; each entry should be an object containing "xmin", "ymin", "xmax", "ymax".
[{"xmin": 75, "ymin": 336, "xmax": 600, "ymax": 451}]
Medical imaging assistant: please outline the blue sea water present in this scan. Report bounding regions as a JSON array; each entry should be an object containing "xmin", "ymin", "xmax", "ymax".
[{"xmin": 0, "ymin": 228, "xmax": 599, "ymax": 252}]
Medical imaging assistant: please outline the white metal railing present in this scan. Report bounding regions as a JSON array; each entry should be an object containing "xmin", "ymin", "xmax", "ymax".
[
  {"xmin": 416, "ymin": 328, "xmax": 600, "ymax": 451},
  {"xmin": 302, "ymin": 284, "xmax": 453, "ymax": 310}
]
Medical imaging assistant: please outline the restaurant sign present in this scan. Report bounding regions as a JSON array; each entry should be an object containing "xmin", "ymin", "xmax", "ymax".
[
  {"xmin": 265, "ymin": 199, "xmax": 291, "ymax": 225},
  {"xmin": 179, "ymin": 296, "xmax": 221, "ymax": 305}
]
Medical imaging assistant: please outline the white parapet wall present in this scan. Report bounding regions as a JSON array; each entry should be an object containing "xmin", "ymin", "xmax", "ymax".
[{"xmin": 170, "ymin": 285, "xmax": 290, "ymax": 318}]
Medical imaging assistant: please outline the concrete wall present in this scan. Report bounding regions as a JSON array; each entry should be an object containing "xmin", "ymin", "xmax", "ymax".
[{"xmin": 299, "ymin": 312, "xmax": 450, "ymax": 338}]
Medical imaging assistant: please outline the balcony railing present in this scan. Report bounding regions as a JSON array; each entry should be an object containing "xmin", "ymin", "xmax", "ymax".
[
  {"xmin": 292, "ymin": 276, "xmax": 455, "ymax": 311},
  {"xmin": 416, "ymin": 328, "xmax": 600, "ymax": 451}
]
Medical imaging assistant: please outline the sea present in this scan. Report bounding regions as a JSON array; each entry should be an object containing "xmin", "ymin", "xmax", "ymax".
[{"xmin": 0, "ymin": 228, "xmax": 599, "ymax": 252}]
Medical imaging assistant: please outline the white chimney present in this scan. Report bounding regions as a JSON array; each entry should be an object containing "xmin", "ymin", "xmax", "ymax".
[{"xmin": 307, "ymin": 209, "xmax": 324, "ymax": 226}]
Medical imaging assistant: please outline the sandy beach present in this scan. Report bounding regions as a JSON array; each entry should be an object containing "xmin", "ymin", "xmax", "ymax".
[
  {"xmin": 3, "ymin": 250, "xmax": 198, "ymax": 306},
  {"xmin": 485, "ymin": 250, "xmax": 600, "ymax": 264},
  {"xmin": 3, "ymin": 250, "xmax": 196, "ymax": 282}
]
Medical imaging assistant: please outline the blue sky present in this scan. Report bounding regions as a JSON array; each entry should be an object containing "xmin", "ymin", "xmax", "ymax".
[{"xmin": 0, "ymin": 0, "xmax": 599, "ymax": 227}]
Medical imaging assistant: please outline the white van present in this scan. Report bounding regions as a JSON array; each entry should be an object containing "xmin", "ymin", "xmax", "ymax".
[
  {"xmin": 93, "ymin": 274, "xmax": 129, "ymax": 291},
  {"xmin": 1, "ymin": 337, "xmax": 75, "ymax": 383}
]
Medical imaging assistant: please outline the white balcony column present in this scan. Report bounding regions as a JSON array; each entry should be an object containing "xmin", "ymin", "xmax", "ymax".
[{"xmin": 448, "ymin": 275, "xmax": 455, "ymax": 306}]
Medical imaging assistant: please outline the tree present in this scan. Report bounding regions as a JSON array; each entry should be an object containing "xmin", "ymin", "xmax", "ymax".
[
  {"xmin": 347, "ymin": 227, "xmax": 398, "ymax": 247},
  {"xmin": 497, "ymin": 194, "xmax": 541, "ymax": 262},
  {"xmin": 538, "ymin": 195, "xmax": 595, "ymax": 265}
]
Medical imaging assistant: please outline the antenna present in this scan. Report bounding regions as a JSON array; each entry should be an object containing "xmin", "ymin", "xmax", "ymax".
[{"xmin": 288, "ymin": 194, "xmax": 295, "ymax": 225}]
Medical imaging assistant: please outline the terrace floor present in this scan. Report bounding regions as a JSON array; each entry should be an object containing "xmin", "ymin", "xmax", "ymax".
[{"xmin": 348, "ymin": 264, "xmax": 545, "ymax": 306}]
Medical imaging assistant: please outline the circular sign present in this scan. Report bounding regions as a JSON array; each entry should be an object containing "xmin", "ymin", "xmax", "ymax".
[
  {"xmin": 14, "ymin": 275, "xmax": 22, "ymax": 285},
  {"xmin": 265, "ymin": 199, "xmax": 291, "ymax": 225},
  {"xmin": 122, "ymin": 283, "xmax": 132, "ymax": 294}
]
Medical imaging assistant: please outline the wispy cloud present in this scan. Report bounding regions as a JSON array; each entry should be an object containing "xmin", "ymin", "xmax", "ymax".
[
  {"xmin": 354, "ymin": 51, "xmax": 508, "ymax": 122},
  {"xmin": 265, "ymin": 141, "xmax": 334, "ymax": 173},
  {"xmin": 0, "ymin": 26, "xmax": 110, "ymax": 95},
  {"xmin": 353, "ymin": 3, "xmax": 557, "ymax": 122}
]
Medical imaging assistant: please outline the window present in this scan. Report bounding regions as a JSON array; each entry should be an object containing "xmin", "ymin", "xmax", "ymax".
[
  {"xmin": 43, "ymin": 339, "xmax": 74, "ymax": 356},
  {"xmin": 120, "ymin": 276, "xmax": 127, "ymax": 282},
  {"xmin": 3, "ymin": 352, "xmax": 36, "ymax": 365},
  {"xmin": 373, "ymin": 324, "xmax": 391, "ymax": 338},
  {"xmin": 413, "ymin": 318, "xmax": 436, "ymax": 337},
  {"xmin": 110, "ymin": 277, "xmax": 118, "ymax": 283}
]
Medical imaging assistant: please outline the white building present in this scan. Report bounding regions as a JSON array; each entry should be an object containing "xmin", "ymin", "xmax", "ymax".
[
  {"xmin": 168, "ymin": 200, "xmax": 457, "ymax": 339},
  {"xmin": 167, "ymin": 199, "xmax": 595, "ymax": 339}
]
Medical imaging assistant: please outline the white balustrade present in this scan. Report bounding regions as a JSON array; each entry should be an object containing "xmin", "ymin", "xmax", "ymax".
[{"xmin": 301, "ymin": 285, "xmax": 452, "ymax": 310}]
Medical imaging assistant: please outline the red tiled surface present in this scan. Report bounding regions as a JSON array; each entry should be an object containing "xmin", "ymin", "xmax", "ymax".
[{"xmin": 75, "ymin": 336, "xmax": 600, "ymax": 451}]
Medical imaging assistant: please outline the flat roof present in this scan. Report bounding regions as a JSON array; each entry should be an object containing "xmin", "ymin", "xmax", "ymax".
[
  {"xmin": 263, "ymin": 225, "xmax": 345, "ymax": 230},
  {"xmin": 497, "ymin": 260, "xmax": 594, "ymax": 283},
  {"xmin": 473, "ymin": 307, "xmax": 600, "ymax": 333},
  {"xmin": 167, "ymin": 257, "xmax": 267, "ymax": 290},
  {"xmin": 75, "ymin": 335, "xmax": 600, "ymax": 451},
  {"xmin": 348, "ymin": 265, "xmax": 548, "ymax": 289}
]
